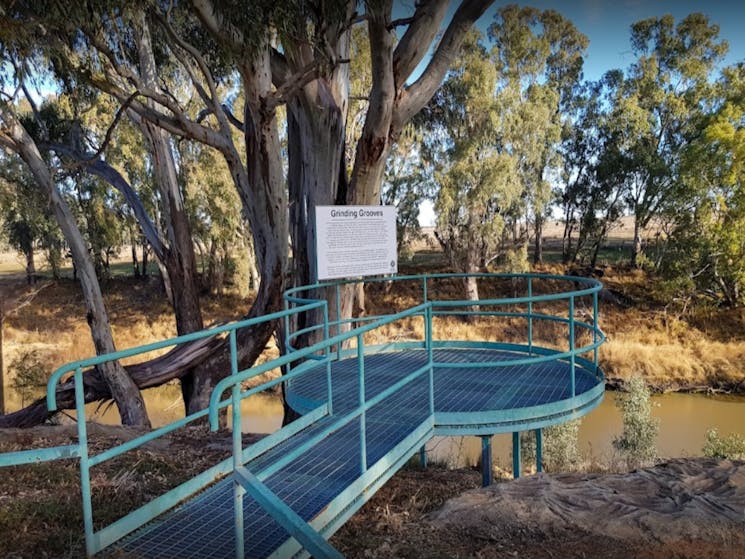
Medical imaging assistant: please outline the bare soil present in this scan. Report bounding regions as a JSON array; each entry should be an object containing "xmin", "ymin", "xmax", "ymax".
[{"xmin": 2, "ymin": 426, "xmax": 743, "ymax": 558}]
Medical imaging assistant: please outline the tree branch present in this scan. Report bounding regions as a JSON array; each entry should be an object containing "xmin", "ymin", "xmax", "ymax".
[
  {"xmin": 46, "ymin": 143, "xmax": 167, "ymax": 262},
  {"xmin": 392, "ymin": 0, "xmax": 449, "ymax": 86},
  {"xmin": 191, "ymin": 0, "xmax": 245, "ymax": 52},
  {"xmin": 393, "ymin": 0, "xmax": 493, "ymax": 135}
]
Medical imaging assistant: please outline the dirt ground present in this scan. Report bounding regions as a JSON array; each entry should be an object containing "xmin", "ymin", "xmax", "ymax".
[{"xmin": 1, "ymin": 426, "xmax": 743, "ymax": 558}]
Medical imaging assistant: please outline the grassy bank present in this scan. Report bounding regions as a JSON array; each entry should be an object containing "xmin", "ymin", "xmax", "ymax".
[{"xmin": 1, "ymin": 249, "xmax": 744, "ymax": 420}]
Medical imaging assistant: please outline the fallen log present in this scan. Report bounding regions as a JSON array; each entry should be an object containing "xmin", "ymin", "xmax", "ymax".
[{"xmin": 0, "ymin": 333, "xmax": 225, "ymax": 428}]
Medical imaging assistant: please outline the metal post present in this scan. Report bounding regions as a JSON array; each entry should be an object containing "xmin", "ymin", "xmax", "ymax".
[
  {"xmin": 527, "ymin": 277, "xmax": 533, "ymax": 356},
  {"xmin": 512, "ymin": 432, "xmax": 521, "ymax": 479},
  {"xmin": 230, "ymin": 331, "xmax": 245, "ymax": 559},
  {"xmin": 357, "ymin": 333, "xmax": 367, "ymax": 473},
  {"xmin": 593, "ymin": 290, "xmax": 599, "ymax": 375},
  {"xmin": 569, "ymin": 296, "xmax": 576, "ymax": 397},
  {"xmin": 75, "ymin": 367, "xmax": 95, "ymax": 557},
  {"xmin": 481, "ymin": 436, "xmax": 493, "ymax": 487},
  {"xmin": 535, "ymin": 428, "xmax": 543, "ymax": 473},
  {"xmin": 419, "ymin": 445, "xmax": 427, "ymax": 469},
  {"xmin": 323, "ymin": 303, "xmax": 333, "ymax": 414},
  {"xmin": 425, "ymin": 304, "xmax": 435, "ymax": 416},
  {"xmin": 335, "ymin": 284, "xmax": 342, "ymax": 361}
]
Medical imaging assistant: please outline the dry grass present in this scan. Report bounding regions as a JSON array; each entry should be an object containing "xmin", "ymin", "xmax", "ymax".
[
  {"xmin": 0, "ymin": 273, "xmax": 253, "ymax": 412},
  {"xmin": 0, "ymin": 424, "xmax": 258, "ymax": 558},
  {"xmin": 597, "ymin": 268, "xmax": 745, "ymax": 391},
  {"xmin": 3, "ymin": 247, "xmax": 744, "ymax": 421}
]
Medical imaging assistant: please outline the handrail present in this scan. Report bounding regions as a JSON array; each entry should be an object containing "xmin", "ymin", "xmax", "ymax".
[
  {"xmin": 284, "ymin": 273, "xmax": 604, "ymax": 374},
  {"xmin": 1, "ymin": 272, "xmax": 605, "ymax": 559},
  {"xmin": 46, "ymin": 301, "xmax": 328, "ymax": 409}
]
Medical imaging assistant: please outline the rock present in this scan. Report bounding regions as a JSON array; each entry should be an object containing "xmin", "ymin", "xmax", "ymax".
[{"xmin": 429, "ymin": 458, "xmax": 745, "ymax": 547}]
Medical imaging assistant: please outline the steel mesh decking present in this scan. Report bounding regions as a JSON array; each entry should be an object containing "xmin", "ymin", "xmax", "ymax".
[
  {"xmin": 109, "ymin": 348, "xmax": 600, "ymax": 558},
  {"xmin": 290, "ymin": 348, "xmax": 598, "ymax": 415}
]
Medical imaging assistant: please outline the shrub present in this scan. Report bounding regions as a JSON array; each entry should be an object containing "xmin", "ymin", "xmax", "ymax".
[
  {"xmin": 613, "ymin": 376, "xmax": 659, "ymax": 469},
  {"xmin": 9, "ymin": 350, "xmax": 51, "ymax": 405},
  {"xmin": 520, "ymin": 419, "xmax": 582, "ymax": 473},
  {"xmin": 702, "ymin": 428, "xmax": 745, "ymax": 460}
]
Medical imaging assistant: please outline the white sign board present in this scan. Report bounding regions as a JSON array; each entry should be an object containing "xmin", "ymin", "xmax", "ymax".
[{"xmin": 315, "ymin": 205, "xmax": 398, "ymax": 280}]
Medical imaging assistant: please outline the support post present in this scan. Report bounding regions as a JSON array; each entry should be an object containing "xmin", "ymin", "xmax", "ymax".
[
  {"xmin": 230, "ymin": 331, "xmax": 245, "ymax": 559},
  {"xmin": 569, "ymin": 296, "xmax": 576, "ymax": 397},
  {"xmin": 357, "ymin": 333, "xmax": 366, "ymax": 474},
  {"xmin": 527, "ymin": 277, "xmax": 533, "ymax": 356},
  {"xmin": 512, "ymin": 432, "xmax": 521, "ymax": 479},
  {"xmin": 75, "ymin": 367, "xmax": 95, "ymax": 556},
  {"xmin": 419, "ymin": 445, "xmax": 427, "ymax": 469},
  {"xmin": 593, "ymin": 290, "xmax": 599, "ymax": 375},
  {"xmin": 481, "ymin": 436, "xmax": 492, "ymax": 487},
  {"xmin": 535, "ymin": 428, "xmax": 543, "ymax": 473}
]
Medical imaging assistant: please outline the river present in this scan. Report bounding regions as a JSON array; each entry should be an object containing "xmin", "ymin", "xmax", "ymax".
[{"xmin": 36, "ymin": 385, "xmax": 744, "ymax": 467}]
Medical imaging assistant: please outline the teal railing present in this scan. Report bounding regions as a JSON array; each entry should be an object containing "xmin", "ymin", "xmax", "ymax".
[
  {"xmin": 0, "ymin": 272, "xmax": 605, "ymax": 558},
  {"xmin": 284, "ymin": 273, "xmax": 606, "ymax": 390}
]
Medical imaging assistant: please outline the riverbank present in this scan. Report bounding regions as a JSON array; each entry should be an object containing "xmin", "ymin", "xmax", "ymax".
[
  {"xmin": 1, "ymin": 261, "xmax": 744, "ymax": 421},
  {"xmin": 1, "ymin": 425, "xmax": 742, "ymax": 558}
]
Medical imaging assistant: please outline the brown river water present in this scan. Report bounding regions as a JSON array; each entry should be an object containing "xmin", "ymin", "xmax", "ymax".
[{"xmin": 9, "ymin": 384, "xmax": 738, "ymax": 467}]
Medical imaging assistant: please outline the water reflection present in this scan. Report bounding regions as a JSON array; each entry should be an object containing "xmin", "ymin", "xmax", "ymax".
[
  {"xmin": 10, "ymin": 385, "xmax": 742, "ymax": 466},
  {"xmin": 426, "ymin": 392, "xmax": 745, "ymax": 468}
]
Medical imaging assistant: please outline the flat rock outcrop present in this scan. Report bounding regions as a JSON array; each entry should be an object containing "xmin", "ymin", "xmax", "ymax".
[{"xmin": 429, "ymin": 458, "xmax": 745, "ymax": 550}]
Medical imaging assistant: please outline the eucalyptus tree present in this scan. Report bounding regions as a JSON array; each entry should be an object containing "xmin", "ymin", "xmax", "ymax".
[
  {"xmin": 661, "ymin": 64, "xmax": 745, "ymax": 306},
  {"xmin": 558, "ymin": 76, "xmax": 627, "ymax": 266},
  {"xmin": 488, "ymin": 5, "xmax": 588, "ymax": 263},
  {"xmin": 0, "ymin": 154, "xmax": 62, "ymax": 282},
  {"xmin": 0, "ymin": 102, "xmax": 151, "ymax": 427},
  {"xmin": 612, "ymin": 13, "xmax": 728, "ymax": 267},
  {"xmin": 427, "ymin": 32, "xmax": 521, "ymax": 303},
  {"xmin": 0, "ymin": 1, "xmax": 493, "ymax": 424}
]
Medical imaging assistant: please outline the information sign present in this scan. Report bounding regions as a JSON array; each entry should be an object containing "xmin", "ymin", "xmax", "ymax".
[{"xmin": 315, "ymin": 205, "xmax": 398, "ymax": 280}]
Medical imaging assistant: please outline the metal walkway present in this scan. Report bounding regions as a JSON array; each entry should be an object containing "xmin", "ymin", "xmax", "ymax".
[{"xmin": 0, "ymin": 273, "xmax": 606, "ymax": 558}]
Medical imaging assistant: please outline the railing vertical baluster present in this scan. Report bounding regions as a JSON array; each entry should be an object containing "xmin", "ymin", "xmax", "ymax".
[
  {"xmin": 335, "ymin": 284, "xmax": 342, "ymax": 361},
  {"xmin": 323, "ymin": 302, "xmax": 333, "ymax": 414},
  {"xmin": 357, "ymin": 333, "xmax": 367, "ymax": 474},
  {"xmin": 283, "ymin": 298, "xmax": 292, "ymax": 376},
  {"xmin": 527, "ymin": 277, "xmax": 533, "ymax": 356},
  {"xmin": 230, "ymin": 331, "xmax": 245, "ymax": 559},
  {"xmin": 593, "ymin": 290, "xmax": 599, "ymax": 375},
  {"xmin": 569, "ymin": 296, "xmax": 576, "ymax": 397},
  {"xmin": 76, "ymin": 367, "xmax": 95, "ymax": 557},
  {"xmin": 426, "ymin": 304, "xmax": 435, "ymax": 416}
]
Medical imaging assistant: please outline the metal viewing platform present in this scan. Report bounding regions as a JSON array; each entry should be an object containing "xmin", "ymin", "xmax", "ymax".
[{"xmin": 0, "ymin": 273, "xmax": 605, "ymax": 558}]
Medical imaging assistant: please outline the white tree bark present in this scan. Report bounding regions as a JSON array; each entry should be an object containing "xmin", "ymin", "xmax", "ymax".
[{"xmin": 0, "ymin": 110, "xmax": 150, "ymax": 427}]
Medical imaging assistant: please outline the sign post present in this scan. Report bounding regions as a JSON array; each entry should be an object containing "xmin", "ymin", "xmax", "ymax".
[{"xmin": 315, "ymin": 206, "xmax": 397, "ymax": 281}]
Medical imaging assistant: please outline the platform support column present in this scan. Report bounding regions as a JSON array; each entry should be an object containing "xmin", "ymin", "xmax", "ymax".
[
  {"xmin": 481, "ymin": 436, "xmax": 492, "ymax": 487},
  {"xmin": 419, "ymin": 445, "xmax": 427, "ymax": 469},
  {"xmin": 512, "ymin": 432, "xmax": 521, "ymax": 479},
  {"xmin": 535, "ymin": 428, "xmax": 543, "ymax": 473}
]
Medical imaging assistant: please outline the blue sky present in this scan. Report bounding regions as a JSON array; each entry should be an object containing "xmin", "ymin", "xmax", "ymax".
[{"xmin": 474, "ymin": 1, "xmax": 744, "ymax": 81}]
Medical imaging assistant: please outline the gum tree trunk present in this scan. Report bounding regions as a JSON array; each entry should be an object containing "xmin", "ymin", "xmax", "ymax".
[{"xmin": 0, "ymin": 112, "xmax": 150, "ymax": 427}]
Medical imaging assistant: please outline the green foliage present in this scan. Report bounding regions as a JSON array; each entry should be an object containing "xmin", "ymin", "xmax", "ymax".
[
  {"xmin": 661, "ymin": 65, "xmax": 745, "ymax": 306},
  {"xmin": 521, "ymin": 420, "xmax": 582, "ymax": 472},
  {"xmin": 702, "ymin": 428, "xmax": 745, "ymax": 460},
  {"xmin": 613, "ymin": 376, "xmax": 659, "ymax": 469},
  {"xmin": 0, "ymin": 154, "xmax": 64, "ymax": 278},
  {"xmin": 543, "ymin": 420, "xmax": 583, "ymax": 471},
  {"xmin": 610, "ymin": 13, "xmax": 728, "ymax": 266},
  {"xmin": 9, "ymin": 350, "xmax": 51, "ymax": 406}
]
